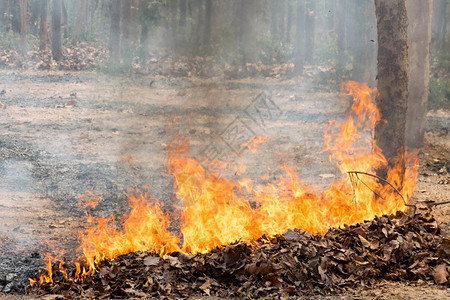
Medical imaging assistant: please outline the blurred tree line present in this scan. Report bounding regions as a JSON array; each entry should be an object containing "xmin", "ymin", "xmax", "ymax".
[{"xmin": 0, "ymin": 0, "xmax": 448, "ymax": 80}]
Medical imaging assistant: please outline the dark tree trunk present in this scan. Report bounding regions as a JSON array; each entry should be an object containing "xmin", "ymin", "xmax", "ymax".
[
  {"xmin": 270, "ymin": 2, "xmax": 279, "ymax": 41},
  {"xmin": 374, "ymin": 0, "xmax": 409, "ymax": 179},
  {"xmin": 121, "ymin": 0, "xmax": 132, "ymax": 59},
  {"xmin": 61, "ymin": 0, "xmax": 68, "ymax": 39},
  {"xmin": 139, "ymin": 0, "xmax": 148, "ymax": 61},
  {"xmin": 304, "ymin": 0, "xmax": 315, "ymax": 63},
  {"xmin": 129, "ymin": 0, "xmax": 140, "ymax": 43},
  {"xmin": 109, "ymin": 0, "xmax": 121, "ymax": 63},
  {"xmin": 51, "ymin": 0, "xmax": 62, "ymax": 61},
  {"xmin": 71, "ymin": 0, "xmax": 86, "ymax": 45},
  {"xmin": 434, "ymin": 0, "xmax": 448, "ymax": 53},
  {"xmin": 239, "ymin": 0, "xmax": 257, "ymax": 66},
  {"xmin": 405, "ymin": 0, "xmax": 432, "ymax": 149},
  {"xmin": 19, "ymin": 0, "xmax": 28, "ymax": 55},
  {"xmin": 11, "ymin": 2, "xmax": 21, "ymax": 33},
  {"xmin": 279, "ymin": 0, "xmax": 286, "ymax": 43},
  {"xmin": 39, "ymin": 0, "xmax": 48, "ymax": 51},
  {"xmin": 179, "ymin": 0, "xmax": 187, "ymax": 27},
  {"xmin": 294, "ymin": 0, "xmax": 306, "ymax": 74},
  {"xmin": 286, "ymin": 1, "xmax": 293, "ymax": 43},
  {"xmin": 203, "ymin": 0, "xmax": 212, "ymax": 50}
]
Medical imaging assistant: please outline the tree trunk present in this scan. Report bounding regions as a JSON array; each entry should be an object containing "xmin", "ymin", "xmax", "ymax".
[
  {"xmin": 39, "ymin": 0, "xmax": 48, "ymax": 51},
  {"xmin": 71, "ymin": 0, "xmax": 85, "ymax": 45},
  {"xmin": 203, "ymin": 0, "xmax": 212, "ymax": 51},
  {"xmin": 61, "ymin": 0, "xmax": 68, "ymax": 39},
  {"xmin": 51, "ymin": 0, "xmax": 62, "ymax": 61},
  {"xmin": 304, "ymin": 0, "xmax": 315, "ymax": 63},
  {"xmin": 239, "ymin": 0, "xmax": 257, "ymax": 66},
  {"xmin": 121, "ymin": 0, "xmax": 132, "ymax": 59},
  {"xmin": 286, "ymin": 1, "xmax": 293, "ymax": 43},
  {"xmin": 279, "ymin": 0, "xmax": 286, "ymax": 43},
  {"xmin": 435, "ymin": 0, "xmax": 448, "ymax": 53},
  {"xmin": 374, "ymin": 0, "xmax": 409, "ymax": 178},
  {"xmin": 405, "ymin": 0, "xmax": 432, "ymax": 149},
  {"xmin": 270, "ymin": 2, "xmax": 279, "ymax": 41},
  {"xmin": 109, "ymin": 0, "xmax": 121, "ymax": 64},
  {"xmin": 294, "ymin": 0, "xmax": 306, "ymax": 74},
  {"xmin": 179, "ymin": 0, "xmax": 187, "ymax": 27},
  {"xmin": 19, "ymin": 0, "xmax": 28, "ymax": 55}
]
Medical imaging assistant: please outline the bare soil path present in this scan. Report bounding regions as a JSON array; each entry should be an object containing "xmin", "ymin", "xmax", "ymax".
[{"xmin": 0, "ymin": 69, "xmax": 448, "ymax": 297}]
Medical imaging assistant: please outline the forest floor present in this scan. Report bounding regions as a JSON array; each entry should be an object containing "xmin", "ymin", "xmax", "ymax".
[{"xmin": 0, "ymin": 69, "xmax": 448, "ymax": 298}]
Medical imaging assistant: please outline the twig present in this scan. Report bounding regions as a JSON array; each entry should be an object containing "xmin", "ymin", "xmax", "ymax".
[
  {"xmin": 439, "ymin": 221, "xmax": 450, "ymax": 244},
  {"xmin": 433, "ymin": 200, "xmax": 450, "ymax": 206},
  {"xmin": 346, "ymin": 170, "xmax": 414, "ymax": 209}
]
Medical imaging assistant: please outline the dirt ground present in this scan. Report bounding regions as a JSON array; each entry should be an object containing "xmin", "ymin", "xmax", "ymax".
[{"xmin": 0, "ymin": 69, "xmax": 448, "ymax": 298}]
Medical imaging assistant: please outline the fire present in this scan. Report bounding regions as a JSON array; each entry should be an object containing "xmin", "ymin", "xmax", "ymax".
[{"xmin": 31, "ymin": 81, "xmax": 418, "ymax": 285}]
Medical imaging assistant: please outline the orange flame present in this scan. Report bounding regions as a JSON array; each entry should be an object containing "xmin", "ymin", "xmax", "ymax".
[{"xmin": 31, "ymin": 81, "xmax": 418, "ymax": 285}]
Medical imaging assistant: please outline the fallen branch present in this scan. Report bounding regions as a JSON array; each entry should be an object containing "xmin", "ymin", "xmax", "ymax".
[{"xmin": 346, "ymin": 170, "xmax": 414, "ymax": 210}]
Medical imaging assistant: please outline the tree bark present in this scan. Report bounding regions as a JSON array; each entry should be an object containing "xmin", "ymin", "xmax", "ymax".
[
  {"xmin": 61, "ymin": 0, "xmax": 68, "ymax": 39},
  {"xmin": 405, "ymin": 0, "xmax": 432, "ymax": 149},
  {"xmin": 286, "ymin": 1, "xmax": 293, "ymax": 43},
  {"xmin": 109, "ymin": 0, "xmax": 121, "ymax": 63},
  {"xmin": 121, "ymin": 0, "xmax": 132, "ymax": 58},
  {"xmin": 179, "ymin": 0, "xmax": 187, "ymax": 27},
  {"xmin": 71, "ymin": 0, "xmax": 85, "ymax": 45},
  {"xmin": 294, "ymin": 0, "xmax": 306, "ymax": 74},
  {"xmin": 39, "ymin": 0, "xmax": 48, "ymax": 51},
  {"xmin": 51, "ymin": 0, "xmax": 62, "ymax": 61},
  {"xmin": 304, "ymin": 0, "xmax": 315, "ymax": 63},
  {"xmin": 19, "ymin": 0, "xmax": 28, "ymax": 55},
  {"xmin": 374, "ymin": 0, "xmax": 409, "ymax": 178},
  {"xmin": 435, "ymin": 0, "xmax": 448, "ymax": 53},
  {"xmin": 203, "ymin": 0, "xmax": 212, "ymax": 51},
  {"xmin": 239, "ymin": 0, "xmax": 257, "ymax": 66},
  {"xmin": 270, "ymin": 1, "xmax": 279, "ymax": 41}
]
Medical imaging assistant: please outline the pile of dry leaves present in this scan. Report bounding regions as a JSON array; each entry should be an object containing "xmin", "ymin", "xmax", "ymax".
[
  {"xmin": 31, "ymin": 207, "xmax": 449, "ymax": 298},
  {"xmin": 0, "ymin": 43, "xmax": 108, "ymax": 71}
]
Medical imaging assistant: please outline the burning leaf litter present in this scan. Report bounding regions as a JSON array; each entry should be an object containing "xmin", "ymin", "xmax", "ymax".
[
  {"xmin": 31, "ymin": 208, "xmax": 449, "ymax": 298},
  {"xmin": 28, "ymin": 81, "xmax": 439, "ymax": 296}
]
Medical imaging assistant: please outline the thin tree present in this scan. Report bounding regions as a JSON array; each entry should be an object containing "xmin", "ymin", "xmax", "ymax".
[
  {"xmin": 304, "ymin": 0, "xmax": 315, "ymax": 63},
  {"xmin": 109, "ymin": 0, "xmax": 121, "ymax": 63},
  {"xmin": 179, "ymin": 0, "xmax": 187, "ymax": 27},
  {"xmin": 39, "ymin": 0, "xmax": 48, "ymax": 51},
  {"xmin": 405, "ymin": 0, "xmax": 433, "ymax": 149},
  {"xmin": 203, "ymin": 0, "xmax": 212, "ymax": 51},
  {"xmin": 238, "ymin": 0, "xmax": 257, "ymax": 67},
  {"xmin": 374, "ymin": 0, "xmax": 409, "ymax": 179},
  {"xmin": 19, "ymin": 0, "xmax": 28, "ymax": 55},
  {"xmin": 435, "ymin": 0, "xmax": 448, "ymax": 53},
  {"xmin": 51, "ymin": 0, "xmax": 63, "ymax": 61},
  {"xmin": 294, "ymin": 0, "xmax": 306, "ymax": 74},
  {"xmin": 121, "ymin": 0, "xmax": 132, "ymax": 60},
  {"xmin": 139, "ymin": 0, "xmax": 149, "ymax": 61},
  {"xmin": 286, "ymin": 0, "xmax": 293, "ymax": 43},
  {"xmin": 71, "ymin": 0, "xmax": 86, "ymax": 45}
]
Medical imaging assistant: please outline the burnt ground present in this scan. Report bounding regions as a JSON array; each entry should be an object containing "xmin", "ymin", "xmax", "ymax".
[{"xmin": 0, "ymin": 69, "xmax": 448, "ymax": 298}]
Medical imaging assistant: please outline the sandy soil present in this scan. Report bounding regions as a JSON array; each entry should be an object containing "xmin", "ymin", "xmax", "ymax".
[{"xmin": 0, "ymin": 69, "xmax": 448, "ymax": 298}]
